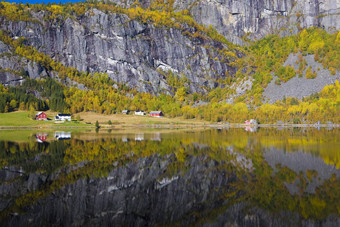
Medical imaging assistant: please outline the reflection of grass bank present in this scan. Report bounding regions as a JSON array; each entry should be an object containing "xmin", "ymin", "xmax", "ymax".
[{"xmin": 0, "ymin": 130, "xmax": 35, "ymax": 142}]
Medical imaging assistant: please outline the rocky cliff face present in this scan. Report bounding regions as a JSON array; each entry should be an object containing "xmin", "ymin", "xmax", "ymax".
[
  {"xmin": 0, "ymin": 8, "xmax": 235, "ymax": 94},
  {"xmin": 0, "ymin": 0, "xmax": 339, "ymax": 94},
  {"xmin": 179, "ymin": 0, "xmax": 340, "ymax": 44},
  {"xmin": 111, "ymin": 0, "xmax": 340, "ymax": 44}
]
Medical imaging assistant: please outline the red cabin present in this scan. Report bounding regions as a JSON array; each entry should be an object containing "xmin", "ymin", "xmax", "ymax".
[
  {"xmin": 245, "ymin": 119, "xmax": 257, "ymax": 125},
  {"xmin": 149, "ymin": 111, "xmax": 163, "ymax": 117},
  {"xmin": 35, "ymin": 112, "xmax": 47, "ymax": 121}
]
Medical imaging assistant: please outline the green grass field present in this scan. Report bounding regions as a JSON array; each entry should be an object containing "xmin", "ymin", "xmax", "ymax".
[
  {"xmin": 0, "ymin": 111, "xmax": 51, "ymax": 126},
  {"xmin": 0, "ymin": 111, "xmax": 90, "ymax": 127},
  {"xmin": 0, "ymin": 111, "xmax": 206, "ymax": 128}
]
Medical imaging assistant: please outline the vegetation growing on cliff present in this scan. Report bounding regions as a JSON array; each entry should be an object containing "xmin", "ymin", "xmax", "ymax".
[
  {"xmin": 1, "ymin": 28, "xmax": 339, "ymax": 123},
  {"xmin": 241, "ymin": 28, "xmax": 340, "ymax": 105},
  {"xmin": 0, "ymin": 1, "xmax": 339, "ymax": 123}
]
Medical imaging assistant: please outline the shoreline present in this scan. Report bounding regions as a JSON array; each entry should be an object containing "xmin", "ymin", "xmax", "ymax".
[
  {"xmin": 208, "ymin": 123, "xmax": 340, "ymax": 128},
  {"xmin": 0, "ymin": 123, "xmax": 339, "ymax": 130}
]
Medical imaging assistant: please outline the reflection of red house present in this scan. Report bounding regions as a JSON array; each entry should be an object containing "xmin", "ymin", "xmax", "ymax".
[
  {"xmin": 35, "ymin": 112, "xmax": 47, "ymax": 121},
  {"xmin": 36, "ymin": 133, "xmax": 48, "ymax": 143},
  {"xmin": 149, "ymin": 111, "xmax": 163, "ymax": 117},
  {"xmin": 244, "ymin": 126, "xmax": 257, "ymax": 132}
]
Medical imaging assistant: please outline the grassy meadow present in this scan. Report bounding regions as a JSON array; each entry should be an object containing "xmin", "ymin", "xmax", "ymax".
[
  {"xmin": 0, "ymin": 111, "xmax": 52, "ymax": 127},
  {"xmin": 75, "ymin": 112, "xmax": 208, "ymax": 127},
  {"xmin": 0, "ymin": 111, "xmax": 209, "ymax": 128},
  {"xmin": 0, "ymin": 111, "xmax": 86, "ymax": 127}
]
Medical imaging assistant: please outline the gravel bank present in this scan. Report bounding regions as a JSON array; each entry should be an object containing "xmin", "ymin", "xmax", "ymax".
[{"xmin": 263, "ymin": 54, "xmax": 340, "ymax": 104}]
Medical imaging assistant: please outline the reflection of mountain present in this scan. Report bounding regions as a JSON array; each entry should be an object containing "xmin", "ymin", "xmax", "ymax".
[
  {"xmin": 2, "ymin": 152, "xmax": 339, "ymax": 227},
  {"xmin": 0, "ymin": 155, "xmax": 233, "ymax": 226},
  {"xmin": 1, "ymin": 128, "xmax": 340, "ymax": 226},
  {"xmin": 0, "ymin": 154, "xmax": 306, "ymax": 227},
  {"xmin": 264, "ymin": 148, "xmax": 340, "ymax": 194},
  {"xmin": 0, "ymin": 166, "xmax": 24, "ymax": 182}
]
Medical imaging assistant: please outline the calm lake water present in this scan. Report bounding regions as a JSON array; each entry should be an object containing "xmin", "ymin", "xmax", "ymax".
[{"xmin": 0, "ymin": 127, "xmax": 340, "ymax": 226}]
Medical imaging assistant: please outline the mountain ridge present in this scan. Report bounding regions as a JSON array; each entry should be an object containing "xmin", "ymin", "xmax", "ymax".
[{"xmin": 0, "ymin": 0, "xmax": 339, "ymax": 93}]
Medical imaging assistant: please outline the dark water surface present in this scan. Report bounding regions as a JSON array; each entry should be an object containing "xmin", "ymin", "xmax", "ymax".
[{"xmin": 0, "ymin": 128, "xmax": 340, "ymax": 226}]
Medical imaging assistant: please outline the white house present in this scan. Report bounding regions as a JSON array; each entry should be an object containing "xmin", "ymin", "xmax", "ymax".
[
  {"xmin": 55, "ymin": 114, "xmax": 71, "ymax": 121},
  {"xmin": 135, "ymin": 110, "xmax": 146, "ymax": 116},
  {"xmin": 122, "ymin": 110, "xmax": 130, "ymax": 114},
  {"xmin": 245, "ymin": 119, "xmax": 257, "ymax": 125}
]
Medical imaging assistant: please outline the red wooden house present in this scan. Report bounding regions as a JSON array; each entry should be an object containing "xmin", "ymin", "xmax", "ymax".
[
  {"xmin": 245, "ymin": 120, "xmax": 251, "ymax": 125},
  {"xmin": 149, "ymin": 111, "xmax": 163, "ymax": 117},
  {"xmin": 35, "ymin": 112, "xmax": 47, "ymax": 121},
  {"xmin": 245, "ymin": 119, "xmax": 257, "ymax": 125}
]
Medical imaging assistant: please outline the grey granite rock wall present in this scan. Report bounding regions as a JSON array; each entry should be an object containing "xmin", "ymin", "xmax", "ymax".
[
  {"xmin": 0, "ymin": 0, "xmax": 339, "ymax": 94},
  {"xmin": 0, "ymin": 9, "xmax": 235, "ymax": 94},
  {"xmin": 175, "ymin": 0, "xmax": 339, "ymax": 44},
  {"xmin": 108, "ymin": 0, "xmax": 339, "ymax": 44}
]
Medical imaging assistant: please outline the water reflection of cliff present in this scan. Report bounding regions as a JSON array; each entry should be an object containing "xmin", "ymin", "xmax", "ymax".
[
  {"xmin": 264, "ymin": 148, "xmax": 340, "ymax": 194},
  {"xmin": 0, "ymin": 128, "xmax": 340, "ymax": 226}
]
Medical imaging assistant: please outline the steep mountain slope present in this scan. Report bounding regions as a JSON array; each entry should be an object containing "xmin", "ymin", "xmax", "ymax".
[
  {"xmin": 110, "ymin": 0, "xmax": 340, "ymax": 44},
  {"xmin": 0, "ymin": 3, "xmax": 239, "ymax": 94},
  {"xmin": 0, "ymin": 1, "xmax": 339, "ymax": 123},
  {"xmin": 0, "ymin": 0, "xmax": 339, "ymax": 94}
]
